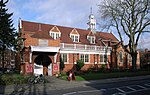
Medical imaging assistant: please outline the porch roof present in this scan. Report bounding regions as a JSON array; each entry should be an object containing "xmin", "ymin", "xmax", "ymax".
[{"xmin": 30, "ymin": 46, "xmax": 60, "ymax": 52}]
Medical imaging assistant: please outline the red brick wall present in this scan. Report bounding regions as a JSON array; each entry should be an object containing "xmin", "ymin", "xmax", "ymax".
[
  {"xmin": 23, "ymin": 32, "xmax": 60, "ymax": 47},
  {"xmin": 48, "ymin": 39, "xmax": 60, "ymax": 47},
  {"xmin": 81, "ymin": 64, "xmax": 94, "ymax": 71},
  {"xmin": 24, "ymin": 32, "xmax": 38, "ymax": 46},
  {"xmin": 63, "ymin": 64, "xmax": 74, "ymax": 72},
  {"xmin": 62, "ymin": 54, "xmax": 111, "ymax": 72}
]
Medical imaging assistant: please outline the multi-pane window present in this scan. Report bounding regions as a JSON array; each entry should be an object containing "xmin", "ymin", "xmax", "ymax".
[
  {"xmin": 104, "ymin": 55, "xmax": 108, "ymax": 62},
  {"xmin": 85, "ymin": 54, "xmax": 89, "ymax": 62},
  {"xmin": 80, "ymin": 54, "xmax": 84, "ymax": 62},
  {"xmin": 61, "ymin": 53, "xmax": 67, "ymax": 62},
  {"xmin": 71, "ymin": 35, "xmax": 74, "ymax": 41},
  {"xmin": 87, "ymin": 36, "xmax": 95, "ymax": 44},
  {"xmin": 75, "ymin": 36, "xmax": 79, "ymax": 42},
  {"xmin": 50, "ymin": 32, "xmax": 61, "ymax": 39},
  {"xmin": 39, "ymin": 39, "xmax": 48, "ymax": 46},
  {"xmin": 80, "ymin": 54, "xmax": 89, "ymax": 63},
  {"xmin": 119, "ymin": 51, "xmax": 123, "ymax": 62},
  {"xmin": 70, "ymin": 35, "xmax": 79, "ymax": 42},
  {"xmin": 56, "ymin": 33, "xmax": 60, "ymax": 39},
  {"xmin": 100, "ymin": 55, "xmax": 107, "ymax": 64},
  {"xmin": 100, "ymin": 55, "xmax": 104, "ymax": 62},
  {"xmin": 128, "ymin": 54, "xmax": 132, "ymax": 62},
  {"xmin": 51, "ymin": 33, "xmax": 55, "ymax": 38}
]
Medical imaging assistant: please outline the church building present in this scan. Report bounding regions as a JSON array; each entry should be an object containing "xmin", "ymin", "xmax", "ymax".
[{"xmin": 18, "ymin": 12, "xmax": 140, "ymax": 76}]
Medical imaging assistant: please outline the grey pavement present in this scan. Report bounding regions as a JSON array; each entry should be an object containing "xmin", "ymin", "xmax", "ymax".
[{"xmin": 1, "ymin": 75, "xmax": 150, "ymax": 94}]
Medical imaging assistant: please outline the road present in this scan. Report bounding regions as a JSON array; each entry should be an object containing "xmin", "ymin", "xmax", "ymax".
[
  {"xmin": 54, "ymin": 78, "xmax": 150, "ymax": 95},
  {"xmin": 15, "ymin": 77, "xmax": 150, "ymax": 95}
]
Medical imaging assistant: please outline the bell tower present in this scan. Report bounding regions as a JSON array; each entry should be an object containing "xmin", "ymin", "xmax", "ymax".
[{"xmin": 87, "ymin": 8, "xmax": 96, "ymax": 33}]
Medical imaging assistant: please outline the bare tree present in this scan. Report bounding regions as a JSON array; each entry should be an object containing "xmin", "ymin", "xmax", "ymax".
[{"xmin": 98, "ymin": 0, "xmax": 150, "ymax": 70}]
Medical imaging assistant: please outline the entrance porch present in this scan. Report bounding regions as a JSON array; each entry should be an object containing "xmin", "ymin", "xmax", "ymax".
[{"xmin": 29, "ymin": 46, "xmax": 60, "ymax": 76}]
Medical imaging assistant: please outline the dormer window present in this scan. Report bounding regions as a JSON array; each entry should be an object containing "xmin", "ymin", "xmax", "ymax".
[
  {"xmin": 49, "ymin": 26, "xmax": 61, "ymax": 39},
  {"xmin": 56, "ymin": 33, "xmax": 60, "ymax": 39},
  {"xmin": 70, "ymin": 34, "xmax": 79, "ymax": 42},
  {"xmin": 87, "ymin": 36, "xmax": 95, "ymax": 44},
  {"xmin": 70, "ymin": 28, "xmax": 80, "ymax": 42},
  {"xmin": 50, "ymin": 32, "xmax": 61, "ymax": 39}
]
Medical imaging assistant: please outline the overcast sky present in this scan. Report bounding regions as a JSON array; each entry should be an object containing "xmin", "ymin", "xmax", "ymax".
[{"xmin": 7, "ymin": 0, "xmax": 150, "ymax": 49}]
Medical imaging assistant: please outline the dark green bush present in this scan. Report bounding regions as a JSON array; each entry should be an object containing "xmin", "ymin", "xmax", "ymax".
[
  {"xmin": 76, "ymin": 60, "xmax": 84, "ymax": 71},
  {"xmin": 0, "ymin": 73, "xmax": 29, "ymax": 85}
]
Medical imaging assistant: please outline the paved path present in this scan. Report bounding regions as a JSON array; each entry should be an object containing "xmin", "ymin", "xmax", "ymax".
[{"xmin": 1, "ymin": 75, "xmax": 150, "ymax": 95}]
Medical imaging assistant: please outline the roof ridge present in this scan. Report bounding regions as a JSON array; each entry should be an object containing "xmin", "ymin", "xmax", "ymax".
[{"xmin": 22, "ymin": 20, "xmax": 90, "ymax": 32}]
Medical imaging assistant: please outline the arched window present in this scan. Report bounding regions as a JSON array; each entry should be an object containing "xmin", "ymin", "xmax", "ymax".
[
  {"xmin": 119, "ymin": 51, "xmax": 123, "ymax": 62},
  {"xmin": 128, "ymin": 54, "xmax": 132, "ymax": 63}
]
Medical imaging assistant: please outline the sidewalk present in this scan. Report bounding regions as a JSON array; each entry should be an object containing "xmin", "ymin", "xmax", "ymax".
[{"xmin": 1, "ymin": 75, "xmax": 150, "ymax": 94}]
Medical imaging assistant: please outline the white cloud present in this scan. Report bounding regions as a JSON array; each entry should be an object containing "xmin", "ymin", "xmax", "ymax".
[
  {"xmin": 7, "ymin": 0, "xmax": 21, "ymax": 29},
  {"xmin": 6, "ymin": 0, "xmax": 149, "ymax": 50},
  {"xmin": 23, "ymin": 0, "xmax": 100, "ymax": 29}
]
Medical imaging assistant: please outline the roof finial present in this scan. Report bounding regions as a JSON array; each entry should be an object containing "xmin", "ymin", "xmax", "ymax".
[
  {"xmin": 90, "ymin": 7, "xmax": 93, "ymax": 14},
  {"xmin": 18, "ymin": 17, "xmax": 22, "ymax": 29}
]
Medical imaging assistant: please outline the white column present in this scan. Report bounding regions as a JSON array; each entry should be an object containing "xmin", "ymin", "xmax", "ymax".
[
  {"xmin": 74, "ymin": 44, "xmax": 76, "ymax": 49},
  {"xmin": 62, "ymin": 43, "xmax": 64, "ymax": 48},
  {"xmin": 54, "ymin": 53, "xmax": 57, "ymax": 63},
  {"xmin": 29, "ymin": 51, "xmax": 32, "ymax": 63},
  {"xmin": 85, "ymin": 45, "xmax": 87, "ymax": 50},
  {"xmin": 95, "ymin": 46, "xmax": 97, "ymax": 51}
]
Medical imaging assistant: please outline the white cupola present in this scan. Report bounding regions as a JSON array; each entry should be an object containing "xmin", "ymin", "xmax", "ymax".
[{"xmin": 87, "ymin": 8, "xmax": 96, "ymax": 33}]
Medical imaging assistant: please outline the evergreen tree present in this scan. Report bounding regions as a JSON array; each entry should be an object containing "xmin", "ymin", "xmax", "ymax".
[{"xmin": 0, "ymin": 0, "xmax": 16, "ymax": 73}]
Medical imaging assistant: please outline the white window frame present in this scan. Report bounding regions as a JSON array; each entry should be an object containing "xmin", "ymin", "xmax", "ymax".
[
  {"xmin": 60, "ymin": 53, "xmax": 68, "ymax": 63},
  {"xmin": 100, "ymin": 54, "xmax": 108, "ymax": 64},
  {"xmin": 119, "ymin": 51, "xmax": 123, "ymax": 63},
  {"xmin": 128, "ymin": 54, "xmax": 132, "ymax": 63},
  {"xmin": 87, "ymin": 36, "xmax": 95, "ymax": 44},
  {"xmin": 70, "ymin": 34, "xmax": 80, "ymax": 42},
  {"xmin": 38, "ymin": 39, "xmax": 48, "ymax": 46},
  {"xmin": 49, "ymin": 31, "xmax": 61, "ymax": 39},
  {"xmin": 80, "ymin": 54, "xmax": 89, "ymax": 64}
]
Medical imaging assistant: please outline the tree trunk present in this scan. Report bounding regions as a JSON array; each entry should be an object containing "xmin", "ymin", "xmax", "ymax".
[
  {"xmin": 2, "ymin": 45, "xmax": 6, "ymax": 73},
  {"xmin": 125, "ymin": 55, "xmax": 128, "ymax": 69},
  {"xmin": 131, "ymin": 52, "xmax": 137, "ymax": 71},
  {"xmin": 15, "ymin": 52, "xmax": 21, "ymax": 71},
  {"xmin": 2, "ymin": 50, "xmax": 5, "ymax": 73}
]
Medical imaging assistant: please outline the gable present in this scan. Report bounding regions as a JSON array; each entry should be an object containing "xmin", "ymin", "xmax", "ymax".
[
  {"xmin": 21, "ymin": 20, "xmax": 119, "ymax": 45},
  {"xmin": 50, "ymin": 26, "xmax": 60, "ymax": 33},
  {"xmin": 70, "ymin": 28, "xmax": 79, "ymax": 35},
  {"xmin": 87, "ymin": 31, "xmax": 95, "ymax": 37}
]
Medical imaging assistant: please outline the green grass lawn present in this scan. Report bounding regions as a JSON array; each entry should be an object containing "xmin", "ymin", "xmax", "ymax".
[{"xmin": 60, "ymin": 70, "xmax": 150, "ymax": 81}]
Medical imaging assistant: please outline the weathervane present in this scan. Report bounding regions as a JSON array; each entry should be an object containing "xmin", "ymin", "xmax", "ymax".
[{"xmin": 90, "ymin": 7, "xmax": 93, "ymax": 14}]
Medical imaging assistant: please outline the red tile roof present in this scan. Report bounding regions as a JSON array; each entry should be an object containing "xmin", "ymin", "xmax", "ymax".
[{"xmin": 21, "ymin": 20, "xmax": 119, "ymax": 46}]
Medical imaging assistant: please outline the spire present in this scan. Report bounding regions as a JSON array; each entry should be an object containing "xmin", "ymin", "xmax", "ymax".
[
  {"xmin": 18, "ymin": 18, "xmax": 22, "ymax": 29},
  {"xmin": 90, "ymin": 7, "xmax": 93, "ymax": 15},
  {"xmin": 87, "ymin": 7, "xmax": 96, "ymax": 33}
]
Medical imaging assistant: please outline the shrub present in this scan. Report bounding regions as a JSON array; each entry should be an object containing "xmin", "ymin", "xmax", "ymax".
[
  {"xmin": 101, "ymin": 64, "xmax": 106, "ymax": 70},
  {"xmin": 0, "ymin": 73, "xmax": 29, "ymax": 85},
  {"xmin": 76, "ymin": 60, "xmax": 84, "ymax": 71}
]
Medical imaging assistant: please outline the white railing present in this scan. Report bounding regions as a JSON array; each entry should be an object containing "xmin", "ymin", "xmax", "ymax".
[{"xmin": 60, "ymin": 43, "xmax": 112, "ymax": 52}]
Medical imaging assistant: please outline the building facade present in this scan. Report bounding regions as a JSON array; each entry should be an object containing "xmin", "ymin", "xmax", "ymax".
[
  {"xmin": 19, "ymin": 13, "xmax": 140, "ymax": 76},
  {"xmin": 140, "ymin": 49, "xmax": 150, "ymax": 68},
  {"xmin": 0, "ymin": 49, "xmax": 16, "ymax": 72}
]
